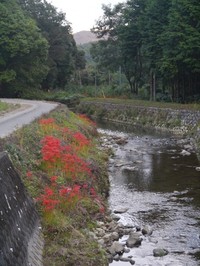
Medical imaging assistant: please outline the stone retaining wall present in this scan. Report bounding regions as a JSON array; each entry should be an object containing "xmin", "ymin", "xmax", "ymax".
[
  {"xmin": 0, "ymin": 152, "xmax": 43, "ymax": 266},
  {"xmin": 78, "ymin": 101, "xmax": 200, "ymax": 158}
]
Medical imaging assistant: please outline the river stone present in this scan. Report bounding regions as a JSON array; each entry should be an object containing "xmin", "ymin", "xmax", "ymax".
[
  {"xmin": 153, "ymin": 248, "xmax": 169, "ymax": 257},
  {"xmin": 108, "ymin": 241, "xmax": 125, "ymax": 255},
  {"xmin": 115, "ymin": 138, "xmax": 128, "ymax": 145},
  {"xmin": 111, "ymin": 232, "xmax": 120, "ymax": 241},
  {"xmin": 184, "ymin": 144, "xmax": 193, "ymax": 151},
  {"xmin": 107, "ymin": 220, "xmax": 118, "ymax": 231},
  {"xmin": 113, "ymin": 254, "xmax": 120, "ymax": 261},
  {"xmin": 96, "ymin": 228, "xmax": 105, "ymax": 237},
  {"xmin": 120, "ymin": 257, "xmax": 135, "ymax": 265},
  {"xmin": 142, "ymin": 225, "xmax": 153, "ymax": 236},
  {"xmin": 96, "ymin": 221, "xmax": 105, "ymax": 227},
  {"xmin": 121, "ymin": 166, "xmax": 136, "ymax": 172},
  {"xmin": 111, "ymin": 213, "xmax": 121, "ymax": 221},
  {"xmin": 180, "ymin": 149, "xmax": 191, "ymax": 156},
  {"xmin": 98, "ymin": 239, "xmax": 105, "ymax": 246},
  {"xmin": 114, "ymin": 208, "xmax": 129, "ymax": 214},
  {"xmin": 126, "ymin": 231, "xmax": 143, "ymax": 248},
  {"xmin": 103, "ymin": 233, "xmax": 113, "ymax": 243}
]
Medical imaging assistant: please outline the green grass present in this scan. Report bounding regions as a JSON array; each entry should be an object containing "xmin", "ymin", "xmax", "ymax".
[
  {"xmin": 82, "ymin": 97, "xmax": 200, "ymax": 111},
  {"xmin": 0, "ymin": 101, "xmax": 20, "ymax": 114}
]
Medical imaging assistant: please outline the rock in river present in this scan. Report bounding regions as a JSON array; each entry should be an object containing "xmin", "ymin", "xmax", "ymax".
[
  {"xmin": 114, "ymin": 207, "xmax": 129, "ymax": 214},
  {"xmin": 126, "ymin": 231, "xmax": 143, "ymax": 248},
  {"xmin": 153, "ymin": 248, "xmax": 169, "ymax": 257}
]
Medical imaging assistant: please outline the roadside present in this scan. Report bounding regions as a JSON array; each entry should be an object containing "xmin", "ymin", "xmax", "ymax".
[{"xmin": 0, "ymin": 104, "xmax": 110, "ymax": 266}]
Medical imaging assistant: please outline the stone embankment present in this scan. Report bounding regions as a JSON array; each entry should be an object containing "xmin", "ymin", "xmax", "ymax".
[{"xmin": 77, "ymin": 101, "xmax": 200, "ymax": 159}]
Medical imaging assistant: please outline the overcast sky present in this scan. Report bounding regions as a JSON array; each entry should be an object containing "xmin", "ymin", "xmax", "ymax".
[{"xmin": 47, "ymin": 0, "xmax": 124, "ymax": 33}]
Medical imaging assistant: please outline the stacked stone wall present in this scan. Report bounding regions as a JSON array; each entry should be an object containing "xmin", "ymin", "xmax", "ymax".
[{"xmin": 78, "ymin": 101, "xmax": 200, "ymax": 158}]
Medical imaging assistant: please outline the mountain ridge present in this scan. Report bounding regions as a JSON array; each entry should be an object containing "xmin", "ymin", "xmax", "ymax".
[{"xmin": 73, "ymin": 30, "xmax": 98, "ymax": 45}]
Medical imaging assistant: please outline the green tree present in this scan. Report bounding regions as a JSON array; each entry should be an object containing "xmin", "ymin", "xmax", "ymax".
[
  {"xmin": 18, "ymin": 0, "xmax": 85, "ymax": 90},
  {"xmin": 139, "ymin": 0, "xmax": 171, "ymax": 100},
  {"xmin": 91, "ymin": 1, "xmax": 145, "ymax": 94},
  {"xmin": 0, "ymin": 0, "xmax": 48, "ymax": 96},
  {"xmin": 159, "ymin": 0, "xmax": 200, "ymax": 101}
]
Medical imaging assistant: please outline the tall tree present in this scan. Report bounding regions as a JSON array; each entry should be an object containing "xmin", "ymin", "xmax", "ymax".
[
  {"xmin": 18, "ymin": 0, "xmax": 85, "ymax": 90},
  {"xmin": 140, "ymin": 0, "xmax": 172, "ymax": 100},
  {"xmin": 159, "ymin": 0, "xmax": 200, "ymax": 101},
  {"xmin": 0, "ymin": 0, "xmax": 48, "ymax": 96},
  {"xmin": 91, "ymin": 1, "xmax": 145, "ymax": 94}
]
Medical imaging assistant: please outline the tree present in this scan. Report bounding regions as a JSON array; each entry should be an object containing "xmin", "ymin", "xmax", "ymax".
[
  {"xmin": 139, "ymin": 0, "xmax": 172, "ymax": 100},
  {"xmin": 91, "ymin": 1, "xmax": 145, "ymax": 94},
  {"xmin": 0, "ymin": 0, "xmax": 49, "ymax": 96},
  {"xmin": 18, "ymin": 0, "xmax": 85, "ymax": 90},
  {"xmin": 159, "ymin": 0, "xmax": 200, "ymax": 101}
]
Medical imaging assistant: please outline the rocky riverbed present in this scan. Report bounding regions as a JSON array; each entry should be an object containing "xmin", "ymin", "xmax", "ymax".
[{"xmin": 93, "ymin": 125, "xmax": 200, "ymax": 266}]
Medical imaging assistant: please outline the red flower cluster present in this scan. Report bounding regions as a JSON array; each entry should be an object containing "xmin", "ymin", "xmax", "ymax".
[
  {"xmin": 62, "ymin": 153, "xmax": 91, "ymax": 179},
  {"xmin": 72, "ymin": 132, "xmax": 90, "ymax": 150},
  {"xmin": 39, "ymin": 118, "xmax": 55, "ymax": 125},
  {"xmin": 37, "ymin": 186, "xmax": 60, "ymax": 211},
  {"xmin": 36, "ymin": 116, "xmax": 104, "ymax": 214},
  {"xmin": 37, "ymin": 177, "xmax": 82, "ymax": 212},
  {"xmin": 41, "ymin": 136, "xmax": 62, "ymax": 164}
]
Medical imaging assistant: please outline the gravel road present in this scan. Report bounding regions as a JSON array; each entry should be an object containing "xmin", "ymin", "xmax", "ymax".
[{"xmin": 0, "ymin": 99, "xmax": 58, "ymax": 138}]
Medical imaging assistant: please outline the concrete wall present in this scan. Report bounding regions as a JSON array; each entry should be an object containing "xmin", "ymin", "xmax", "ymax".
[{"xmin": 0, "ymin": 152, "xmax": 43, "ymax": 266}]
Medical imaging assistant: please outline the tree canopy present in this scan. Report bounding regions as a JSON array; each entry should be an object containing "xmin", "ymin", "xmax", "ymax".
[
  {"xmin": 0, "ymin": 0, "xmax": 85, "ymax": 97},
  {"xmin": 91, "ymin": 0, "xmax": 200, "ymax": 102},
  {"xmin": 0, "ymin": 0, "xmax": 48, "ymax": 96}
]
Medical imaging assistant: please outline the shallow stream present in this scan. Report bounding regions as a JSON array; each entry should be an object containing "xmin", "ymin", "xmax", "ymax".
[{"xmin": 98, "ymin": 122, "xmax": 200, "ymax": 266}]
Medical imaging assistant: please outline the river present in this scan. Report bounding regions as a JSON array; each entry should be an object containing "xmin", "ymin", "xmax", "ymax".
[{"xmin": 98, "ymin": 122, "xmax": 200, "ymax": 266}]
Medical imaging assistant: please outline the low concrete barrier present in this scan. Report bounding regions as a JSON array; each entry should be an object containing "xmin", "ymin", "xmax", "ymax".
[{"xmin": 0, "ymin": 152, "xmax": 43, "ymax": 266}]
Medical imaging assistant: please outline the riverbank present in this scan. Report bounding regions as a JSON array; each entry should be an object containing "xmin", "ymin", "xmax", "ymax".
[
  {"xmin": 77, "ymin": 98, "xmax": 200, "ymax": 159},
  {"xmin": 0, "ymin": 105, "xmax": 110, "ymax": 265}
]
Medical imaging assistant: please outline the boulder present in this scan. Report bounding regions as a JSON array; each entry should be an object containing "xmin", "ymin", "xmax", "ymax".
[
  {"xmin": 142, "ymin": 225, "xmax": 153, "ymax": 236},
  {"xmin": 153, "ymin": 248, "xmax": 169, "ymax": 257},
  {"xmin": 108, "ymin": 241, "xmax": 125, "ymax": 256},
  {"xmin": 126, "ymin": 231, "xmax": 143, "ymax": 248},
  {"xmin": 114, "ymin": 208, "xmax": 129, "ymax": 214}
]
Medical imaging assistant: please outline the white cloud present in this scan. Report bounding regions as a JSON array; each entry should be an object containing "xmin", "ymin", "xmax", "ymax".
[{"xmin": 47, "ymin": 0, "xmax": 124, "ymax": 33}]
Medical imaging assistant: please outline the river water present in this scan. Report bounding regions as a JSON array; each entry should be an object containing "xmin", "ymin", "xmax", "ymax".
[{"xmin": 98, "ymin": 122, "xmax": 200, "ymax": 266}]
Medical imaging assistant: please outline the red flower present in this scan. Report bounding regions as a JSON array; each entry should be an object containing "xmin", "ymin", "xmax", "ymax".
[{"xmin": 39, "ymin": 118, "xmax": 55, "ymax": 125}]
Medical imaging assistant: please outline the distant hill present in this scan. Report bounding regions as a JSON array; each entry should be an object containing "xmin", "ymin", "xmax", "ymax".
[{"xmin": 73, "ymin": 31, "xmax": 98, "ymax": 45}]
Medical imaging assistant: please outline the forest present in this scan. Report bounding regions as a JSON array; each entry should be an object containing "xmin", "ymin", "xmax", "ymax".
[
  {"xmin": 0, "ymin": 0, "xmax": 199, "ymax": 102},
  {"xmin": 0, "ymin": 0, "xmax": 85, "ymax": 97}
]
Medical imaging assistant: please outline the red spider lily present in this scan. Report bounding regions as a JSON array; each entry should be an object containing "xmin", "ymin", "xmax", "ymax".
[
  {"xmin": 39, "ymin": 118, "xmax": 55, "ymax": 125},
  {"xmin": 37, "ymin": 186, "xmax": 60, "ymax": 211},
  {"xmin": 62, "ymin": 153, "xmax": 92, "ymax": 178},
  {"xmin": 41, "ymin": 136, "xmax": 63, "ymax": 163},
  {"xmin": 51, "ymin": 176, "xmax": 58, "ymax": 183},
  {"xmin": 44, "ymin": 186, "xmax": 54, "ymax": 196},
  {"xmin": 26, "ymin": 171, "xmax": 32, "ymax": 178},
  {"xmin": 59, "ymin": 186, "xmax": 72, "ymax": 197},
  {"xmin": 73, "ymin": 132, "xmax": 90, "ymax": 149},
  {"xmin": 90, "ymin": 187, "xmax": 97, "ymax": 197}
]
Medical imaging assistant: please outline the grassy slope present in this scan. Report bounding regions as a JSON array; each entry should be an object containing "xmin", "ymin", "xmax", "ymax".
[{"xmin": 0, "ymin": 104, "xmax": 109, "ymax": 266}]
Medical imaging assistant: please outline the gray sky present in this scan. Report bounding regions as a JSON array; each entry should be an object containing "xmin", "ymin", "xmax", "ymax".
[{"xmin": 47, "ymin": 0, "xmax": 124, "ymax": 33}]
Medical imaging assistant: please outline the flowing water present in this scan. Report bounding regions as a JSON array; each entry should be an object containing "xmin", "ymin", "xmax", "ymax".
[{"xmin": 98, "ymin": 122, "xmax": 200, "ymax": 266}]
